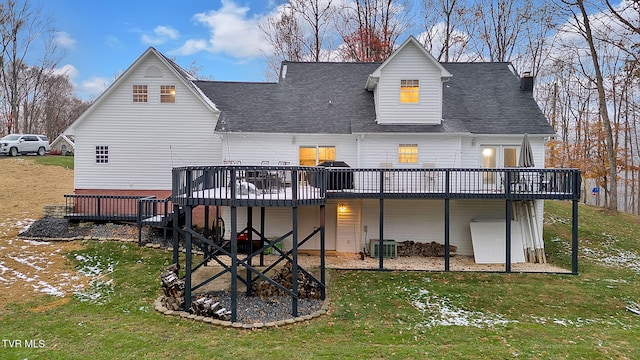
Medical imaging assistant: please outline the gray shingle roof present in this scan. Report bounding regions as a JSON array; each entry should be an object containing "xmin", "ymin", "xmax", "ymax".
[{"xmin": 195, "ymin": 61, "xmax": 553, "ymax": 135}]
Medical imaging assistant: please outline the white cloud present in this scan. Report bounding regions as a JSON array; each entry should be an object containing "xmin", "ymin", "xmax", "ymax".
[
  {"xmin": 105, "ymin": 35, "xmax": 123, "ymax": 49},
  {"xmin": 55, "ymin": 32, "xmax": 76, "ymax": 49},
  {"xmin": 53, "ymin": 64, "xmax": 79, "ymax": 80},
  {"xmin": 80, "ymin": 77, "xmax": 111, "ymax": 98},
  {"xmin": 171, "ymin": 0, "xmax": 273, "ymax": 58},
  {"xmin": 141, "ymin": 25, "xmax": 180, "ymax": 46}
]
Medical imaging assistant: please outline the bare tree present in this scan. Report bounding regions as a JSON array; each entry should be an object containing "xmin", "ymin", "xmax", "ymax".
[
  {"xmin": 337, "ymin": 0, "xmax": 413, "ymax": 62},
  {"xmin": 606, "ymin": 0, "xmax": 640, "ymax": 36},
  {"xmin": 0, "ymin": 0, "xmax": 62, "ymax": 135},
  {"xmin": 261, "ymin": 0, "xmax": 336, "ymax": 80},
  {"xmin": 421, "ymin": 0, "xmax": 474, "ymax": 62},
  {"xmin": 41, "ymin": 72, "xmax": 90, "ymax": 140},
  {"xmin": 468, "ymin": 0, "xmax": 536, "ymax": 62},
  {"xmin": 560, "ymin": 0, "xmax": 618, "ymax": 210}
]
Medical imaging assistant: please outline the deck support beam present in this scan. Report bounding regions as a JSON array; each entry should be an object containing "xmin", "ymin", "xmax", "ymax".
[
  {"xmin": 444, "ymin": 198, "xmax": 450, "ymax": 272},
  {"xmin": 230, "ymin": 205, "xmax": 238, "ymax": 322},
  {"xmin": 292, "ymin": 206, "xmax": 299, "ymax": 317},
  {"xmin": 184, "ymin": 206, "xmax": 193, "ymax": 311},
  {"xmin": 378, "ymin": 198, "xmax": 385, "ymax": 270},
  {"xmin": 505, "ymin": 199, "xmax": 512, "ymax": 273},
  {"xmin": 246, "ymin": 207, "xmax": 253, "ymax": 296}
]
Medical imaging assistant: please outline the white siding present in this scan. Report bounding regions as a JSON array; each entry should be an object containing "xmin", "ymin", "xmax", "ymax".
[
  {"xmin": 360, "ymin": 199, "xmax": 508, "ymax": 256},
  {"xmin": 375, "ymin": 45, "xmax": 443, "ymax": 125},
  {"xmin": 335, "ymin": 200, "xmax": 361, "ymax": 253},
  {"xmin": 358, "ymin": 134, "xmax": 462, "ymax": 168},
  {"xmin": 221, "ymin": 133, "xmax": 357, "ymax": 166},
  {"xmin": 74, "ymin": 56, "xmax": 221, "ymax": 190}
]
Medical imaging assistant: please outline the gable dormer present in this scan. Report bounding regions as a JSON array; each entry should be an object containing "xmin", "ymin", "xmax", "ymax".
[{"xmin": 366, "ymin": 36, "xmax": 452, "ymax": 125}]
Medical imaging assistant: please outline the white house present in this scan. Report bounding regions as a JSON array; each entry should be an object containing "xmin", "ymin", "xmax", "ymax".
[
  {"xmin": 65, "ymin": 36, "xmax": 571, "ymax": 264},
  {"xmin": 49, "ymin": 134, "xmax": 75, "ymax": 155}
]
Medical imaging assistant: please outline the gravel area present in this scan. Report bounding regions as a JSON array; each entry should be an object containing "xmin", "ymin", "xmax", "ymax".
[
  {"xmin": 200, "ymin": 292, "xmax": 323, "ymax": 324},
  {"xmin": 20, "ymin": 218, "xmax": 163, "ymax": 243}
]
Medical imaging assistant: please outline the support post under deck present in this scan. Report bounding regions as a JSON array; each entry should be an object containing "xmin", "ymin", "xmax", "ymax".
[
  {"xmin": 184, "ymin": 206, "xmax": 193, "ymax": 311},
  {"xmin": 292, "ymin": 206, "xmax": 299, "ymax": 317},
  {"xmin": 444, "ymin": 198, "xmax": 450, "ymax": 272},
  {"xmin": 505, "ymin": 199, "xmax": 512, "ymax": 273},
  {"xmin": 320, "ymin": 204, "xmax": 326, "ymax": 299},
  {"xmin": 571, "ymin": 199, "xmax": 579, "ymax": 275},
  {"xmin": 230, "ymin": 205, "xmax": 238, "ymax": 322}
]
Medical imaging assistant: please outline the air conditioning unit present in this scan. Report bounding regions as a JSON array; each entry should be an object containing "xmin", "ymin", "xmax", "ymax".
[{"xmin": 370, "ymin": 240, "xmax": 397, "ymax": 258}]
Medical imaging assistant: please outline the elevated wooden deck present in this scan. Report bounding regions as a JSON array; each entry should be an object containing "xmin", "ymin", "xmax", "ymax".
[{"xmin": 171, "ymin": 166, "xmax": 581, "ymax": 206}]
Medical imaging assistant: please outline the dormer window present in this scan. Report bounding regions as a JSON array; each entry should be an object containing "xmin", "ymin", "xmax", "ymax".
[
  {"xmin": 161, "ymin": 85, "xmax": 176, "ymax": 103},
  {"xmin": 400, "ymin": 80, "xmax": 419, "ymax": 103}
]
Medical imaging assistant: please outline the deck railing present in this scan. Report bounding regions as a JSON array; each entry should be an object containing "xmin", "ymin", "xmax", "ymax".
[
  {"xmin": 64, "ymin": 194, "xmax": 146, "ymax": 222},
  {"xmin": 172, "ymin": 166, "xmax": 581, "ymax": 205}
]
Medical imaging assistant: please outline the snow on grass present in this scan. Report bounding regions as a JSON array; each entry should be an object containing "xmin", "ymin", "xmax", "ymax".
[
  {"xmin": 551, "ymin": 234, "xmax": 640, "ymax": 273},
  {"xmin": 401, "ymin": 286, "xmax": 517, "ymax": 329},
  {"xmin": 0, "ymin": 259, "xmax": 68, "ymax": 297},
  {"xmin": 73, "ymin": 254, "xmax": 118, "ymax": 304},
  {"xmin": 0, "ymin": 218, "xmax": 36, "ymax": 237},
  {"xmin": 7, "ymin": 255, "xmax": 45, "ymax": 271},
  {"xmin": 580, "ymin": 232, "xmax": 640, "ymax": 273},
  {"xmin": 530, "ymin": 315, "xmax": 631, "ymax": 329}
]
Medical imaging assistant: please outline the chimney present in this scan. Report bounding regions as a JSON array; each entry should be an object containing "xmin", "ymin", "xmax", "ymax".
[{"xmin": 520, "ymin": 71, "xmax": 534, "ymax": 92}]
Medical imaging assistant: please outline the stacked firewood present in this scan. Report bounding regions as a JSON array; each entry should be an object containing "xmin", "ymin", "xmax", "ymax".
[
  {"xmin": 396, "ymin": 240, "xmax": 457, "ymax": 257},
  {"xmin": 251, "ymin": 262, "xmax": 322, "ymax": 299},
  {"xmin": 189, "ymin": 294, "xmax": 231, "ymax": 321},
  {"xmin": 160, "ymin": 263, "xmax": 185, "ymax": 311}
]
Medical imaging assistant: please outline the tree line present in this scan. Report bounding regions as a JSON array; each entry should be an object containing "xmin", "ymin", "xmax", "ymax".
[
  {"xmin": 0, "ymin": 0, "xmax": 89, "ymax": 141},
  {"xmin": 262, "ymin": 0, "xmax": 639, "ymax": 212}
]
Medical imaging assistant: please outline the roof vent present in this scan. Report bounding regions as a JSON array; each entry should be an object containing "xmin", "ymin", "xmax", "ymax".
[
  {"xmin": 281, "ymin": 64, "xmax": 288, "ymax": 79},
  {"xmin": 520, "ymin": 72, "xmax": 534, "ymax": 92}
]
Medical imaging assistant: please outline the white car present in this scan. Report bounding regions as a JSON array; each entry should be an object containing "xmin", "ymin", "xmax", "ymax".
[{"xmin": 0, "ymin": 134, "xmax": 51, "ymax": 156}]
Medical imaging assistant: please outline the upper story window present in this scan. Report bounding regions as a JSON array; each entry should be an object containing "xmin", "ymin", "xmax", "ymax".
[
  {"xmin": 400, "ymin": 80, "xmax": 419, "ymax": 103},
  {"xmin": 133, "ymin": 85, "xmax": 148, "ymax": 103},
  {"xmin": 95, "ymin": 146, "xmax": 109, "ymax": 164},
  {"xmin": 398, "ymin": 144, "xmax": 418, "ymax": 163},
  {"xmin": 161, "ymin": 85, "xmax": 176, "ymax": 103}
]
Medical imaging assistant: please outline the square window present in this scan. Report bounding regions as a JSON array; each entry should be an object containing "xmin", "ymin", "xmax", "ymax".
[
  {"xmin": 400, "ymin": 80, "xmax": 419, "ymax": 103},
  {"xmin": 398, "ymin": 144, "xmax": 418, "ymax": 163},
  {"xmin": 161, "ymin": 85, "xmax": 176, "ymax": 103},
  {"xmin": 133, "ymin": 85, "xmax": 148, "ymax": 103},
  {"xmin": 95, "ymin": 146, "xmax": 109, "ymax": 164}
]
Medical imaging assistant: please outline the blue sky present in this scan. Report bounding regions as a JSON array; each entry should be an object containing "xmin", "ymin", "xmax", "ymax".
[
  {"xmin": 32, "ymin": 0, "xmax": 291, "ymax": 99},
  {"xmin": 29, "ymin": 0, "xmax": 631, "ymax": 100}
]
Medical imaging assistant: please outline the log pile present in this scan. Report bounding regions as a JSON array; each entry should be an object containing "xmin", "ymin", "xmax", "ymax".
[
  {"xmin": 396, "ymin": 241, "xmax": 457, "ymax": 257},
  {"xmin": 189, "ymin": 294, "xmax": 231, "ymax": 321},
  {"xmin": 251, "ymin": 262, "xmax": 322, "ymax": 299},
  {"xmin": 160, "ymin": 263, "xmax": 185, "ymax": 311}
]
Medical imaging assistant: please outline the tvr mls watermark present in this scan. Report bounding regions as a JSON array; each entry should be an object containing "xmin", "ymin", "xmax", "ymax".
[{"xmin": 2, "ymin": 339, "xmax": 46, "ymax": 348}]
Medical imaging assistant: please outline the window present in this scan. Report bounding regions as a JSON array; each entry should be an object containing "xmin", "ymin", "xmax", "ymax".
[
  {"xmin": 133, "ymin": 85, "xmax": 148, "ymax": 103},
  {"xmin": 161, "ymin": 85, "xmax": 176, "ymax": 103},
  {"xmin": 299, "ymin": 146, "xmax": 336, "ymax": 166},
  {"xmin": 398, "ymin": 144, "xmax": 418, "ymax": 163},
  {"xmin": 481, "ymin": 145, "xmax": 518, "ymax": 184},
  {"xmin": 400, "ymin": 80, "xmax": 419, "ymax": 103},
  {"xmin": 95, "ymin": 146, "xmax": 109, "ymax": 164}
]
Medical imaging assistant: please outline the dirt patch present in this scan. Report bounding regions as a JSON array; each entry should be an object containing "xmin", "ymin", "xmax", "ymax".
[{"xmin": 0, "ymin": 157, "xmax": 85, "ymax": 312}]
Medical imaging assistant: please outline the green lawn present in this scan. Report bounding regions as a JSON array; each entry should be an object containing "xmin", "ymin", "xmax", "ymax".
[
  {"xmin": 33, "ymin": 154, "xmax": 74, "ymax": 169},
  {"xmin": 1, "ymin": 201, "xmax": 639, "ymax": 359}
]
